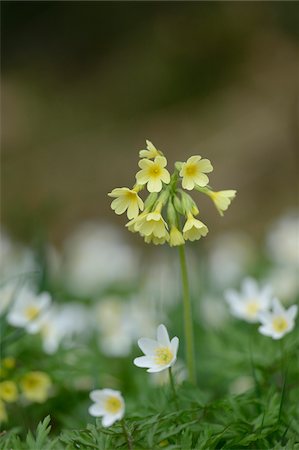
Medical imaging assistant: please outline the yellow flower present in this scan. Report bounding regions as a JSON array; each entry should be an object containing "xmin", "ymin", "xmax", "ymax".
[
  {"xmin": 144, "ymin": 232, "xmax": 169, "ymax": 245},
  {"xmin": 169, "ymin": 226, "xmax": 185, "ymax": 247},
  {"xmin": 136, "ymin": 156, "xmax": 170, "ymax": 193},
  {"xmin": 108, "ymin": 187, "xmax": 144, "ymax": 219},
  {"xmin": 138, "ymin": 204, "xmax": 169, "ymax": 239},
  {"xmin": 3, "ymin": 357, "xmax": 16, "ymax": 370},
  {"xmin": 180, "ymin": 155, "xmax": 213, "ymax": 190},
  {"xmin": 20, "ymin": 371, "xmax": 52, "ymax": 403},
  {"xmin": 208, "ymin": 190, "xmax": 236, "ymax": 216},
  {"xmin": 0, "ymin": 400, "xmax": 7, "ymax": 423},
  {"xmin": 139, "ymin": 140, "xmax": 161, "ymax": 159},
  {"xmin": 126, "ymin": 209, "xmax": 149, "ymax": 233},
  {"xmin": 183, "ymin": 213, "xmax": 209, "ymax": 241},
  {"xmin": 0, "ymin": 381, "xmax": 18, "ymax": 403}
]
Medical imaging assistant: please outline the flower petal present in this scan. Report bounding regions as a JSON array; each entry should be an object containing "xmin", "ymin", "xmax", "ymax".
[
  {"xmin": 286, "ymin": 304, "xmax": 298, "ymax": 321},
  {"xmin": 170, "ymin": 336, "xmax": 179, "ymax": 356},
  {"xmin": 194, "ymin": 173, "xmax": 209, "ymax": 187},
  {"xmin": 137, "ymin": 338, "xmax": 158, "ymax": 355},
  {"xmin": 147, "ymin": 178, "xmax": 162, "ymax": 193},
  {"xmin": 88, "ymin": 403, "xmax": 104, "ymax": 417},
  {"xmin": 133, "ymin": 356, "xmax": 152, "ymax": 368},
  {"xmin": 157, "ymin": 324, "xmax": 171, "ymax": 347},
  {"xmin": 102, "ymin": 414, "xmax": 117, "ymax": 427}
]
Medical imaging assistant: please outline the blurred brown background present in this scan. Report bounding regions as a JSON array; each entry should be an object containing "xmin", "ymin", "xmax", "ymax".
[{"xmin": 2, "ymin": 2, "xmax": 299, "ymax": 246}]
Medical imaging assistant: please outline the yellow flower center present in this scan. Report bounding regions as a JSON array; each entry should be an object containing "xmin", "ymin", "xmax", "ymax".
[
  {"xmin": 245, "ymin": 300, "xmax": 259, "ymax": 317},
  {"xmin": 25, "ymin": 306, "xmax": 39, "ymax": 320},
  {"xmin": 272, "ymin": 316, "xmax": 288, "ymax": 333},
  {"xmin": 185, "ymin": 164, "xmax": 197, "ymax": 177},
  {"xmin": 126, "ymin": 191, "xmax": 136, "ymax": 201},
  {"xmin": 154, "ymin": 347, "xmax": 173, "ymax": 365},
  {"xmin": 104, "ymin": 396, "xmax": 122, "ymax": 414},
  {"xmin": 149, "ymin": 164, "xmax": 162, "ymax": 177}
]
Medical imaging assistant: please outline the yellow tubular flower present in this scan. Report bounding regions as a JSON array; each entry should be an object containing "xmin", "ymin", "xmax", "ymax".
[
  {"xmin": 136, "ymin": 156, "xmax": 170, "ymax": 193},
  {"xmin": 183, "ymin": 213, "xmax": 209, "ymax": 242},
  {"xmin": 138, "ymin": 203, "xmax": 169, "ymax": 238},
  {"xmin": 20, "ymin": 371, "xmax": 52, "ymax": 403},
  {"xmin": 139, "ymin": 140, "xmax": 161, "ymax": 159},
  {"xmin": 0, "ymin": 381, "xmax": 18, "ymax": 403},
  {"xmin": 169, "ymin": 226, "xmax": 185, "ymax": 247},
  {"xmin": 126, "ymin": 209, "xmax": 149, "ymax": 233},
  {"xmin": 208, "ymin": 190, "xmax": 236, "ymax": 216},
  {"xmin": 144, "ymin": 232, "xmax": 169, "ymax": 245},
  {"xmin": 0, "ymin": 400, "xmax": 7, "ymax": 423},
  {"xmin": 108, "ymin": 187, "xmax": 144, "ymax": 220},
  {"xmin": 180, "ymin": 155, "xmax": 213, "ymax": 190}
]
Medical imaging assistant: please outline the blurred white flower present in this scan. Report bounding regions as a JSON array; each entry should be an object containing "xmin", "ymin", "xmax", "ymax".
[
  {"xmin": 208, "ymin": 232, "xmax": 255, "ymax": 287},
  {"xmin": 0, "ymin": 231, "xmax": 37, "ymax": 281},
  {"xmin": 7, "ymin": 286, "xmax": 51, "ymax": 333},
  {"xmin": 264, "ymin": 267, "xmax": 299, "ymax": 304},
  {"xmin": 258, "ymin": 298, "xmax": 297, "ymax": 340},
  {"xmin": 134, "ymin": 324, "xmax": 179, "ymax": 373},
  {"xmin": 94, "ymin": 298, "xmax": 133, "ymax": 357},
  {"xmin": 225, "ymin": 278, "xmax": 272, "ymax": 323},
  {"xmin": 63, "ymin": 222, "xmax": 139, "ymax": 296},
  {"xmin": 266, "ymin": 212, "xmax": 299, "ymax": 267},
  {"xmin": 94, "ymin": 297, "xmax": 156, "ymax": 357},
  {"xmin": 199, "ymin": 294, "xmax": 229, "ymax": 329},
  {"xmin": 229, "ymin": 376, "xmax": 254, "ymax": 395},
  {"xmin": 0, "ymin": 279, "xmax": 19, "ymax": 316},
  {"xmin": 88, "ymin": 389, "xmax": 125, "ymax": 427},
  {"xmin": 36, "ymin": 303, "xmax": 91, "ymax": 354}
]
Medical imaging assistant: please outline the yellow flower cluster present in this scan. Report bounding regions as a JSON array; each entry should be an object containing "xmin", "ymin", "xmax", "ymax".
[
  {"xmin": 108, "ymin": 140, "xmax": 236, "ymax": 246},
  {"xmin": 0, "ymin": 358, "xmax": 52, "ymax": 423}
]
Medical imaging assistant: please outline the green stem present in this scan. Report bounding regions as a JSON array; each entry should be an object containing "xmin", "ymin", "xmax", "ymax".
[
  {"xmin": 121, "ymin": 418, "xmax": 133, "ymax": 450},
  {"xmin": 278, "ymin": 339, "xmax": 287, "ymax": 421},
  {"xmin": 168, "ymin": 367, "xmax": 179, "ymax": 410},
  {"xmin": 178, "ymin": 245, "xmax": 196, "ymax": 385}
]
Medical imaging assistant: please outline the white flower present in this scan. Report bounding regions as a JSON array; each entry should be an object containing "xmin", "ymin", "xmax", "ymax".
[
  {"xmin": 258, "ymin": 298, "xmax": 298, "ymax": 340},
  {"xmin": 94, "ymin": 297, "xmax": 156, "ymax": 357},
  {"xmin": 134, "ymin": 324, "xmax": 179, "ymax": 373},
  {"xmin": 7, "ymin": 286, "xmax": 51, "ymax": 333},
  {"xmin": 35, "ymin": 303, "xmax": 90, "ymax": 354},
  {"xmin": 63, "ymin": 222, "xmax": 138, "ymax": 296},
  {"xmin": 88, "ymin": 389, "xmax": 125, "ymax": 427},
  {"xmin": 266, "ymin": 212, "xmax": 299, "ymax": 267},
  {"xmin": 225, "ymin": 278, "xmax": 272, "ymax": 323},
  {"xmin": 208, "ymin": 232, "xmax": 255, "ymax": 288},
  {"xmin": 0, "ymin": 279, "xmax": 19, "ymax": 316}
]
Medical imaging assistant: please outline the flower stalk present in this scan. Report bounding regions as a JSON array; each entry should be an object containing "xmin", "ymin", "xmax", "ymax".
[
  {"xmin": 168, "ymin": 367, "xmax": 179, "ymax": 410},
  {"xmin": 178, "ymin": 244, "xmax": 196, "ymax": 385}
]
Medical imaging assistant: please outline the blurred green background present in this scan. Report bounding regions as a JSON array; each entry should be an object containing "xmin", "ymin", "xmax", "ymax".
[{"xmin": 2, "ymin": 1, "xmax": 299, "ymax": 245}]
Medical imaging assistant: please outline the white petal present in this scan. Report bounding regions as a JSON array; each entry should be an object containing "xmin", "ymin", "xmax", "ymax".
[
  {"xmin": 147, "ymin": 365, "xmax": 166, "ymax": 373},
  {"xmin": 137, "ymin": 338, "xmax": 158, "ymax": 355},
  {"xmin": 90, "ymin": 390, "xmax": 106, "ymax": 402},
  {"xmin": 286, "ymin": 304, "xmax": 298, "ymax": 321},
  {"xmin": 258, "ymin": 325, "xmax": 273, "ymax": 337},
  {"xmin": 242, "ymin": 278, "xmax": 257, "ymax": 297},
  {"xmin": 133, "ymin": 356, "xmax": 152, "ymax": 368},
  {"xmin": 258, "ymin": 311, "xmax": 272, "ymax": 324},
  {"xmin": 272, "ymin": 298, "xmax": 284, "ymax": 315},
  {"xmin": 102, "ymin": 414, "xmax": 117, "ymax": 427},
  {"xmin": 170, "ymin": 337, "xmax": 179, "ymax": 356},
  {"xmin": 157, "ymin": 324, "xmax": 171, "ymax": 346},
  {"xmin": 88, "ymin": 404, "xmax": 104, "ymax": 417}
]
